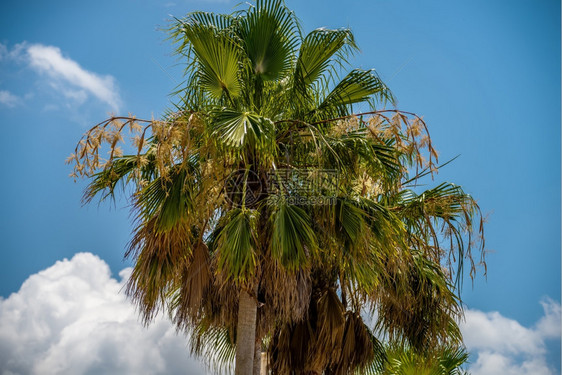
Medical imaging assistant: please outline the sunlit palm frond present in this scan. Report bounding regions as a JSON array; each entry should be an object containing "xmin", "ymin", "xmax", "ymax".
[
  {"xmin": 238, "ymin": 0, "xmax": 300, "ymax": 81},
  {"xmin": 315, "ymin": 69, "xmax": 394, "ymax": 118},
  {"xmin": 375, "ymin": 344, "xmax": 469, "ymax": 375},
  {"xmin": 178, "ymin": 19, "xmax": 242, "ymax": 100},
  {"xmin": 438, "ymin": 346, "xmax": 470, "ymax": 375},
  {"xmin": 209, "ymin": 108, "xmax": 274, "ymax": 148},
  {"xmin": 329, "ymin": 131, "xmax": 402, "ymax": 188},
  {"xmin": 295, "ymin": 27, "xmax": 357, "ymax": 87},
  {"xmin": 187, "ymin": 11, "xmax": 235, "ymax": 30}
]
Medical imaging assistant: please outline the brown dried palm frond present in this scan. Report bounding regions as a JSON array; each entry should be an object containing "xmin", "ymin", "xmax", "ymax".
[
  {"xmin": 268, "ymin": 287, "xmax": 385, "ymax": 375},
  {"xmin": 260, "ymin": 256, "xmax": 312, "ymax": 324},
  {"xmin": 373, "ymin": 251, "xmax": 462, "ymax": 352},
  {"xmin": 311, "ymin": 288, "xmax": 346, "ymax": 370},
  {"xmin": 124, "ymin": 215, "xmax": 193, "ymax": 325},
  {"xmin": 171, "ymin": 240, "xmax": 213, "ymax": 326},
  {"xmin": 329, "ymin": 311, "xmax": 377, "ymax": 375}
]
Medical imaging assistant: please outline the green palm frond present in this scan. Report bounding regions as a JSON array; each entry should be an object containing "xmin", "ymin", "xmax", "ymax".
[
  {"xmin": 336, "ymin": 197, "xmax": 367, "ymax": 243},
  {"xmin": 190, "ymin": 323, "xmax": 236, "ymax": 373},
  {"xmin": 83, "ymin": 155, "xmax": 139, "ymax": 203},
  {"xmin": 295, "ymin": 27, "xmax": 357, "ymax": 87},
  {"xmin": 269, "ymin": 197, "xmax": 318, "ymax": 269},
  {"xmin": 329, "ymin": 130, "xmax": 401, "ymax": 185},
  {"xmin": 396, "ymin": 183, "xmax": 470, "ymax": 220},
  {"xmin": 135, "ymin": 167, "xmax": 194, "ymax": 231},
  {"xmin": 238, "ymin": 0, "xmax": 299, "ymax": 81},
  {"xmin": 186, "ymin": 11, "xmax": 235, "ymax": 30},
  {"xmin": 374, "ymin": 344, "xmax": 469, "ymax": 375},
  {"xmin": 209, "ymin": 108, "xmax": 274, "ymax": 147},
  {"xmin": 178, "ymin": 19, "xmax": 242, "ymax": 100},
  {"xmin": 438, "ymin": 346, "xmax": 469, "ymax": 375},
  {"xmin": 393, "ymin": 182, "xmax": 484, "ymax": 286},
  {"xmin": 356, "ymin": 196, "xmax": 400, "ymax": 233},
  {"xmin": 316, "ymin": 69, "xmax": 394, "ymax": 118},
  {"xmin": 216, "ymin": 208, "xmax": 259, "ymax": 283}
]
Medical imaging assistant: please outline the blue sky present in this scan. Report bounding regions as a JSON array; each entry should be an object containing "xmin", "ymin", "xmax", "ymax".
[{"xmin": 0, "ymin": 0, "xmax": 560, "ymax": 374}]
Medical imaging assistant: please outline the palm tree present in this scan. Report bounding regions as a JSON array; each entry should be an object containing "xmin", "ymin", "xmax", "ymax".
[
  {"xmin": 69, "ymin": 1, "xmax": 485, "ymax": 373},
  {"xmin": 375, "ymin": 344, "xmax": 470, "ymax": 375}
]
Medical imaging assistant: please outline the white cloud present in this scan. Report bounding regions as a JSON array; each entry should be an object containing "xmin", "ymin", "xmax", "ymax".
[
  {"xmin": 1, "ymin": 252, "xmax": 559, "ymax": 375},
  {"xmin": 0, "ymin": 253, "xmax": 206, "ymax": 375},
  {"xmin": 26, "ymin": 44, "xmax": 121, "ymax": 111},
  {"xmin": 462, "ymin": 299, "xmax": 561, "ymax": 375},
  {"xmin": 0, "ymin": 42, "xmax": 27, "ymax": 63},
  {"xmin": 0, "ymin": 90, "xmax": 21, "ymax": 107},
  {"xmin": 468, "ymin": 351, "xmax": 553, "ymax": 375},
  {"xmin": 536, "ymin": 298, "xmax": 562, "ymax": 339},
  {"xmin": 0, "ymin": 42, "xmax": 122, "ymax": 112}
]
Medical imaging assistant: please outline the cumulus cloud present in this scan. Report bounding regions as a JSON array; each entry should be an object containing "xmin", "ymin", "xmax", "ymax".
[
  {"xmin": 536, "ymin": 298, "xmax": 562, "ymax": 339},
  {"xmin": 26, "ymin": 44, "xmax": 121, "ymax": 111},
  {"xmin": 462, "ymin": 299, "xmax": 561, "ymax": 375},
  {"xmin": 0, "ymin": 253, "xmax": 206, "ymax": 375},
  {"xmin": 0, "ymin": 253, "xmax": 559, "ymax": 375},
  {"xmin": 0, "ymin": 90, "xmax": 21, "ymax": 107},
  {"xmin": 0, "ymin": 42, "xmax": 122, "ymax": 111}
]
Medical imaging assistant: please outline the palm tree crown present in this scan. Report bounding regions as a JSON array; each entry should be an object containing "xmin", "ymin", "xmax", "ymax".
[{"xmin": 69, "ymin": 1, "xmax": 485, "ymax": 374}]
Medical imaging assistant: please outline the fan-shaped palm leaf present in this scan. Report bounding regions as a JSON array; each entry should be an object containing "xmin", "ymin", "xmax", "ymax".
[
  {"xmin": 178, "ymin": 20, "xmax": 242, "ymax": 100},
  {"xmin": 295, "ymin": 27, "xmax": 357, "ymax": 87},
  {"xmin": 238, "ymin": 0, "xmax": 299, "ymax": 81},
  {"xmin": 216, "ymin": 208, "xmax": 259, "ymax": 283},
  {"xmin": 269, "ymin": 197, "xmax": 318, "ymax": 269},
  {"xmin": 210, "ymin": 109, "xmax": 274, "ymax": 148},
  {"xmin": 316, "ymin": 69, "xmax": 394, "ymax": 117}
]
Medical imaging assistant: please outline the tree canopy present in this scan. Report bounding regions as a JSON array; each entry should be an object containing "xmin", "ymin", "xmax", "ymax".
[{"xmin": 69, "ymin": 1, "xmax": 485, "ymax": 373}]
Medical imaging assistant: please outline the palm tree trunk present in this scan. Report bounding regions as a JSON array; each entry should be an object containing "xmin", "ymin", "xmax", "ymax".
[
  {"xmin": 235, "ymin": 289, "xmax": 257, "ymax": 375},
  {"xmin": 260, "ymin": 351, "xmax": 267, "ymax": 375},
  {"xmin": 253, "ymin": 340, "xmax": 261, "ymax": 375}
]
